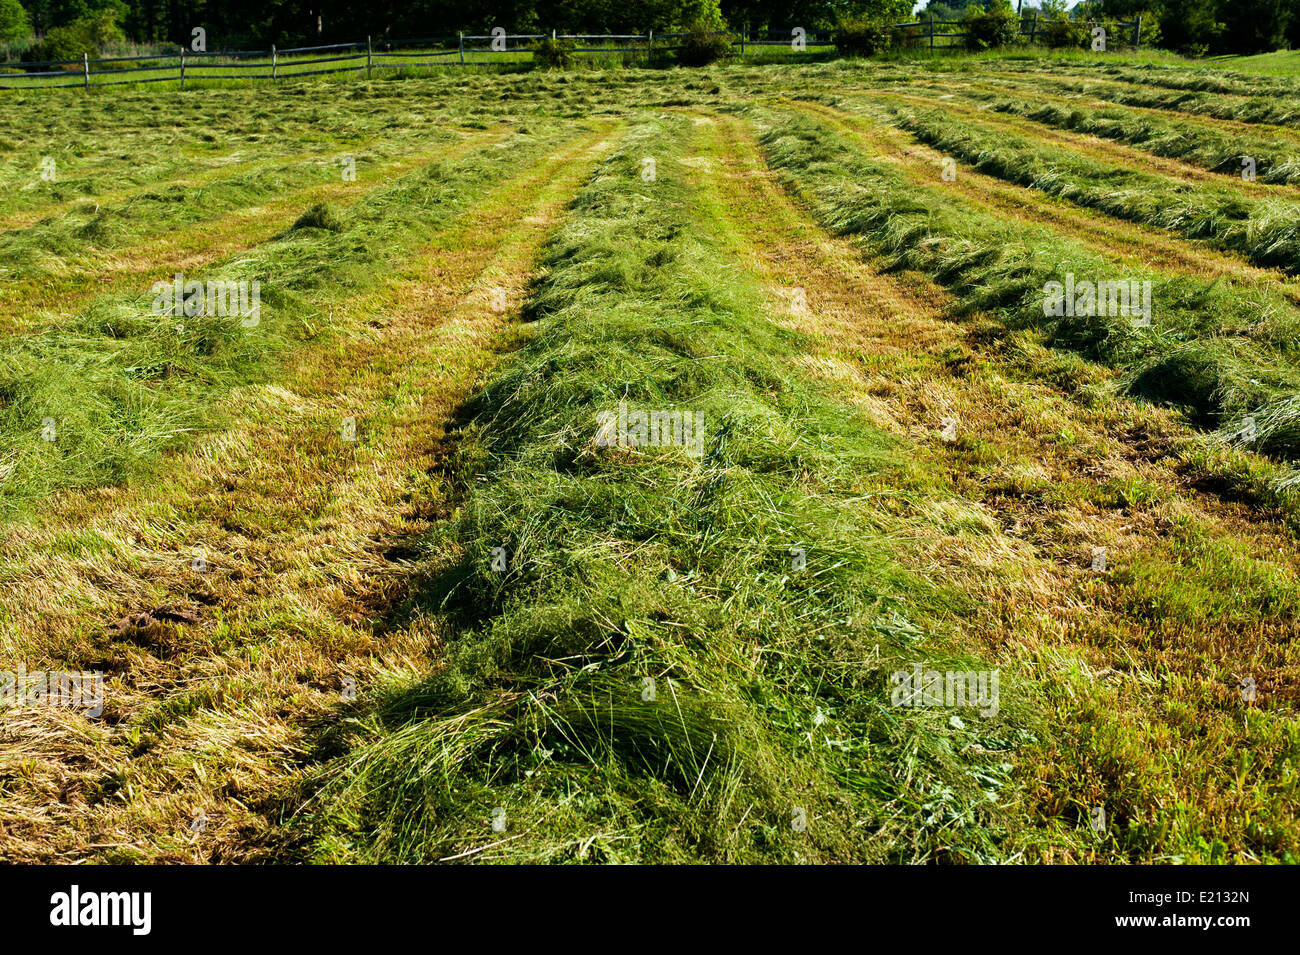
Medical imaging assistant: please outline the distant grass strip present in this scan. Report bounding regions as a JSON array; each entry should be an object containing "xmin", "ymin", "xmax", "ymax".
[
  {"xmin": 757, "ymin": 107, "xmax": 1300, "ymax": 465},
  {"xmin": 0, "ymin": 124, "xmax": 573, "ymax": 514},
  {"xmin": 1035, "ymin": 73, "xmax": 1300, "ymax": 130},
  {"xmin": 1004, "ymin": 59, "xmax": 1300, "ymax": 100},
  {"xmin": 892, "ymin": 105, "xmax": 1300, "ymax": 275},
  {"xmin": 0, "ymin": 134, "xmax": 457, "ymax": 282},
  {"xmin": 0, "ymin": 79, "xmax": 499, "ymax": 221},
  {"xmin": 978, "ymin": 96, "xmax": 1300, "ymax": 185},
  {"xmin": 285, "ymin": 115, "xmax": 1041, "ymax": 865}
]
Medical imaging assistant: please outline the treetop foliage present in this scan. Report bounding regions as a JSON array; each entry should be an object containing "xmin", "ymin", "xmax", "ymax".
[{"xmin": 4, "ymin": 0, "xmax": 1296, "ymax": 57}]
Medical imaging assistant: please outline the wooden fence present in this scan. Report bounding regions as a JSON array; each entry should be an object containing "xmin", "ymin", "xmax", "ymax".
[
  {"xmin": 905, "ymin": 15, "xmax": 1143, "ymax": 51},
  {"xmin": 0, "ymin": 21, "xmax": 1143, "ymax": 91}
]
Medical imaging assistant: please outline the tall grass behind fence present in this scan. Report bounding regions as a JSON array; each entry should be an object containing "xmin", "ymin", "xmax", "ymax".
[{"xmin": 0, "ymin": 21, "xmax": 1143, "ymax": 91}]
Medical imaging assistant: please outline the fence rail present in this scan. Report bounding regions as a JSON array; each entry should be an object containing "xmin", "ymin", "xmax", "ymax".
[
  {"xmin": 898, "ymin": 15, "xmax": 1142, "ymax": 51},
  {"xmin": 0, "ymin": 20, "xmax": 1142, "ymax": 91}
]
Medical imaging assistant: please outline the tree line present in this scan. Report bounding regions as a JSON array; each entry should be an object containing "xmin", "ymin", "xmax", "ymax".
[
  {"xmin": 0, "ymin": 0, "xmax": 910, "ymax": 50},
  {"xmin": 0, "ymin": 0, "xmax": 1293, "ymax": 60}
]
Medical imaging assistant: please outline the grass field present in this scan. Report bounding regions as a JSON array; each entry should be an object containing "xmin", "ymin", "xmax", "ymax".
[{"xmin": 1, "ymin": 53, "xmax": 1298, "ymax": 865}]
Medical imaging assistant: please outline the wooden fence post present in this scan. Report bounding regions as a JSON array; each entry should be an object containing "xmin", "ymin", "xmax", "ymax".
[
  {"xmin": 648, "ymin": 29, "xmax": 653, "ymax": 64},
  {"xmin": 929, "ymin": 14, "xmax": 934, "ymax": 52},
  {"xmin": 271, "ymin": 44, "xmax": 277, "ymax": 81},
  {"xmin": 458, "ymin": 31, "xmax": 464, "ymax": 66},
  {"xmin": 1030, "ymin": 11, "xmax": 1039, "ymax": 44},
  {"xmin": 366, "ymin": 35, "xmax": 372, "ymax": 78},
  {"xmin": 179, "ymin": 48, "xmax": 185, "ymax": 88},
  {"xmin": 82, "ymin": 52, "xmax": 89, "ymax": 89},
  {"xmin": 1133, "ymin": 15, "xmax": 1143, "ymax": 48}
]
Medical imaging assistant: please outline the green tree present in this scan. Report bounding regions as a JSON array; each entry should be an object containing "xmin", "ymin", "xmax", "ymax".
[
  {"xmin": 1097, "ymin": 0, "xmax": 1219, "ymax": 53},
  {"xmin": 26, "ymin": 7, "xmax": 124, "ymax": 63},
  {"xmin": 680, "ymin": 0, "xmax": 727, "ymax": 29},
  {"xmin": 963, "ymin": 0, "xmax": 1019, "ymax": 47},
  {"xmin": 0, "ymin": 0, "xmax": 32, "ymax": 51},
  {"xmin": 923, "ymin": 3, "xmax": 964, "ymax": 22},
  {"xmin": 1220, "ymin": 0, "xmax": 1289, "ymax": 53},
  {"xmin": 721, "ymin": 0, "xmax": 908, "ymax": 31}
]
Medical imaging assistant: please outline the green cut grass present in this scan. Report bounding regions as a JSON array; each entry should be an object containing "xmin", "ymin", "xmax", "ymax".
[
  {"xmin": 891, "ymin": 104, "xmax": 1300, "ymax": 275},
  {"xmin": 975, "ymin": 94, "xmax": 1300, "ymax": 185},
  {"xmin": 280, "ymin": 114, "xmax": 1045, "ymax": 865},
  {"xmin": 0, "ymin": 124, "xmax": 578, "ymax": 515},
  {"xmin": 755, "ymin": 106, "xmax": 1300, "ymax": 467}
]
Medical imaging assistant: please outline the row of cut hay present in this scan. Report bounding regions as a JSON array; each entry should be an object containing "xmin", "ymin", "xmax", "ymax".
[
  {"xmin": 0, "ymin": 130, "xmax": 457, "ymax": 282},
  {"xmin": 283, "ymin": 115, "xmax": 1037, "ymax": 864},
  {"xmin": 892, "ymin": 105, "xmax": 1300, "ymax": 275},
  {"xmin": 1033, "ymin": 73, "xmax": 1300, "ymax": 129},
  {"xmin": 995, "ymin": 58, "xmax": 1300, "ymax": 99},
  {"xmin": 0, "ymin": 124, "xmax": 573, "ymax": 514},
  {"xmin": 920, "ymin": 87, "xmax": 1300, "ymax": 186},
  {"xmin": 757, "ymin": 107, "xmax": 1300, "ymax": 467}
]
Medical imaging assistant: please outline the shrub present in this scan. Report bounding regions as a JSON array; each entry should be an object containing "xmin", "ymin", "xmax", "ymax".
[
  {"xmin": 677, "ymin": 21, "xmax": 732, "ymax": 66},
  {"xmin": 1136, "ymin": 14, "xmax": 1162, "ymax": 48},
  {"xmin": 835, "ymin": 18, "xmax": 891, "ymax": 57},
  {"xmin": 1094, "ymin": 16, "xmax": 1142, "ymax": 50},
  {"xmin": 0, "ymin": 0, "xmax": 31, "ymax": 50},
  {"xmin": 76, "ymin": 11, "xmax": 125, "ymax": 50},
  {"xmin": 1038, "ymin": 17, "xmax": 1088, "ymax": 48},
  {"xmin": 27, "ymin": 26, "xmax": 89, "ymax": 67},
  {"xmin": 963, "ymin": 2, "xmax": 1020, "ymax": 51},
  {"xmin": 26, "ymin": 11, "xmax": 124, "ymax": 68},
  {"xmin": 533, "ymin": 35, "xmax": 576, "ymax": 69}
]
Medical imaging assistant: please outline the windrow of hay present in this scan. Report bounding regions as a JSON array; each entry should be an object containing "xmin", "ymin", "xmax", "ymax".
[
  {"xmin": 1025, "ymin": 72, "xmax": 1300, "ymax": 130},
  {"xmin": 0, "ymin": 124, "xmax": 576, "ymax": 515},
  {"xmin": 981, "ymin": 95, "xmax": 1300, "ymax": 186},
  {"xmin": 283, "ymin": 115, "xmax": 1039, "ymax": 864},
  {"xmin": 892, "ymin": 105, "xmax": 1300, "ymax": 275},
  {"xmin": 755, "ymin": 107, "xmax": 1300, "ymax": 471}
]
